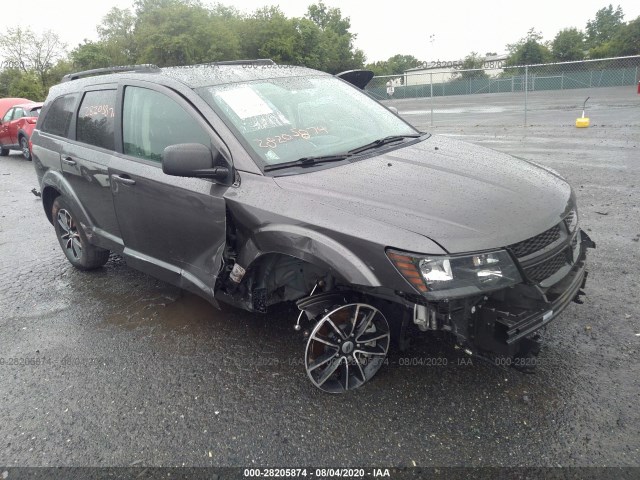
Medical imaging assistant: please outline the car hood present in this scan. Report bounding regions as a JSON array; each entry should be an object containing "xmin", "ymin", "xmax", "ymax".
[{"xmin": 273, "ymin": 135, "xmax": 573, "ymax": 254}]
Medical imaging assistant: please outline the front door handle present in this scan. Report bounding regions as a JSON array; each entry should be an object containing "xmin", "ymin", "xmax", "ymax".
[
  {"xmin": 112, "ymin": 174, "xmax": 136, "ymax": 186},
  {"xmin": 61, "ymin": 156, "xmax": 76, "ymax": 166}
]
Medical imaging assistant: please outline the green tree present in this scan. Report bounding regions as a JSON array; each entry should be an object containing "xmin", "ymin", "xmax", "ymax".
[
  {"xmin": 70, "ymin": 41, "xmax": 114, "ymax": 70},
  {"xmin": 134, "ymin": 0, "xmax": 215, "ymax": 66},
  {"xmin": 307, "ymin": 2, "xmax": 350, "ymax": 35},
  {"xmin": 586, "ymin": 4, "xmax": 624, "ymax": 47},
  {"xmin": 0, "ymin": 68, "xmax": 26, "ymax": 98},
  {"xmin": 47, "ymin": 59, "xmax": 74, "ymax": 87},
  {"xmin": 239, "ymin": 7, "xmax": 301, "ymax": 64},
  {"xmin": 0, "ymin": 68, "xmax": 46, "ymax": 100},
  {"xmin": 456, "ymin": 52, "xmax": 489, "ymax": 79},
  {"xmin": 552, "ymin": 28, "xmax": 585, "ymax": 61},
  {"xmin": 305, "ymin": 2, "xmax": 365, "ymax": 73},
  {"xmin": 506, "ymin": 28, "xmax": 553, "ymax": 66},
  {"xmin": 366, "ymin": 54, "xmax": 420, "ymax": 76},
  {"xmin": 9, "ymin": 71, "xmax": 46, "ymax": 99},
  {"xmin": 207, "ymin": 4, "xmax": 243, "ymax": 61},
  {"xmin": 293, "ymin": 17, "xmax": 324, "ymax": 68},
  {"xmin": 612, "ymin": 16, "xmax": 640, "ymax": 55},
  {"xmin": 0, "ymin": 27, "xmax": 67, "ymax": 92},
  {"xmin": 97, "ymin": 7, "xmax": 138, "ymax": 64},
  {"xmin": 586, "ymin": 42, "xmax": 614, "ymax": 58},
  {"xmin": 206, "ymin": 16, "xmax": 242, "ymax": 61}
]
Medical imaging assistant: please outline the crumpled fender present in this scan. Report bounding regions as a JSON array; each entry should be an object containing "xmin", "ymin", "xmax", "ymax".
[{"xmin": 237, "ymin": 223, "xmax": 382, "ymax": 287}]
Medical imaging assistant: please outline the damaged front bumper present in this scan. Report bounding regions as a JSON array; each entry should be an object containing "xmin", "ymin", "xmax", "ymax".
[{"xmin": 410, "ymin": 230, "xmax": 596, "ymax": 360}]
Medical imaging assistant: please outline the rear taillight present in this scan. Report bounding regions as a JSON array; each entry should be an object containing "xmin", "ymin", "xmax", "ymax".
[{"xmin": 27, "ymin": 118, "xmax": 37, "ymax": 124}]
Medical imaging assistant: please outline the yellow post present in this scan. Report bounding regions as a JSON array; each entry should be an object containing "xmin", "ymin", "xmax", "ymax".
[
  {"xmin": 576, "ymin": 97, "xmax": 590, "ymax": 128},
  {"xmin": 576, "ymin": 116, "xmax": 590, "ymax": 128}
]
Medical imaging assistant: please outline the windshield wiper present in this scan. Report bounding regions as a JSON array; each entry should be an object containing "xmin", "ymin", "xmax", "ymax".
[
  {"xmin": 262, "ymin": 134, "xmax": 422, "ymax": 172},
  {"xmin": 263, "ymin": 154, "xmax": 351, "ymax": 172},
  {"xmin": 347, "ymin": 134, "xmax": 422, "ymax": 155}
]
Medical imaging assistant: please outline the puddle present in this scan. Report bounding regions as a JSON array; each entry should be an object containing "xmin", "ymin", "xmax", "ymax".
[{"xmin": 104, "ymin": 291, "xmax": 222, "ymax": 332}]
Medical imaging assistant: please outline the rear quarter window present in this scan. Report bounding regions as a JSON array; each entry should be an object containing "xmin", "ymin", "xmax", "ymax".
[{"xmin": 40, "ymin": 94, "xmax": 78, "ymax": 138}]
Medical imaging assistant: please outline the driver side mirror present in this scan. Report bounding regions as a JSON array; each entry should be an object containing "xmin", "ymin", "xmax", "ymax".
[{"xmin": 162, "ymin": 143, "xmax": 232, "ymax": 184}]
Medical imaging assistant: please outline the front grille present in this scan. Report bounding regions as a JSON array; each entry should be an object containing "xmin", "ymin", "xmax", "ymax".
[
  {"xmin": 523, "ymin": 249, "xmax": 570, "ymax": 282},
  {"xmin": 509, "ymin": 225, "xmax": 561, "ymax": 258}
]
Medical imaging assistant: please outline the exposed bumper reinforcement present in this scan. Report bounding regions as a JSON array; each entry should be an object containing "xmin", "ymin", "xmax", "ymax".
[{"xmin": 473, "ymin": 230, "xmax": 594, "ymax": 357}]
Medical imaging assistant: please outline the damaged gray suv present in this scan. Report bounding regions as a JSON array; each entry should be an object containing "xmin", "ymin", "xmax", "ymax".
[{"xmin": 32, "ymin": 61, "xmax": 594, "ymax": 393}]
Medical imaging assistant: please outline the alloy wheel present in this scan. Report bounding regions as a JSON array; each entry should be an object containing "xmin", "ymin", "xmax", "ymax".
[
  {"xmin": 57, "ymin": 209, "xmax": 83, "ymax": 261},
  {"xmin": 20, "ymin": 137, "xmax": 30, "ymax": 160},
  {"xmin": 305, "ymin": 303, "xmax": 390, "ymax": 393}
]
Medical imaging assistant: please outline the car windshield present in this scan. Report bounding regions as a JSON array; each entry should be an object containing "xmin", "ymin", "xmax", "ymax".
[{"xmin": 197, "ymin": 76, "xmax": 418, "ymax": 169}]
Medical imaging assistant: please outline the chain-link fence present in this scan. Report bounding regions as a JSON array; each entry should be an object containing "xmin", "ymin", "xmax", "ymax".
[{"xmin": 366, "ymin": 55, "xmax": 640, "ymax": 128}]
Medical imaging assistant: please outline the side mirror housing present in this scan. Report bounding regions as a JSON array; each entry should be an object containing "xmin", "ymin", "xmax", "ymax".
[
  {"xmin": 388, "ymin": 106, "xmax": 399, "ymax": 115},
  {"xmin": 162, "ymin": 143, "xmax": 232, "ymax": 183}
]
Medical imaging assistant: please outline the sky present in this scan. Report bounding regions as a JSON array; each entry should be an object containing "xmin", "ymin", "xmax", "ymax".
[{"xmin": 17, "ymin": 0, "xmax": 640, "ymax": 63}]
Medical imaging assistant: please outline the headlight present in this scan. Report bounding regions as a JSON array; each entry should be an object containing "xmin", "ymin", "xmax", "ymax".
[
  {"xmin": 564, "ymin": 209, "xmax": 578, "ymax": 233},
  {"xmin": 387, "ymin": 249, "xmax": 522, "ymax": 299}
]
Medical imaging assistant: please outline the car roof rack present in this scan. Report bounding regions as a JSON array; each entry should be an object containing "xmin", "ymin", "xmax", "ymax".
[
  {"xmin": 61, "ymin": 64, "xmax": 161, "ymax": 82},
  {"xmin": 208, "ymin": 59, "xmax": 276, "ymax": 66},
  {"xmin": 168, "ymin": 59, "xmax": 277, "ymax": 69}
]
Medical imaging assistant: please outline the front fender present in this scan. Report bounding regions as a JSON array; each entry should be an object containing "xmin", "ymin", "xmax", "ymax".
[{"xmin": 237, "ymin": 224, "xmax": 381, "ymax": 287}]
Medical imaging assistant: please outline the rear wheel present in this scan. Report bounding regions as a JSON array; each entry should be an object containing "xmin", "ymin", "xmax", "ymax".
[
  {"xmin": 304, "ymin": 302, "xmax": 390, "ymax": 393},
  {"xmin": 52, "ymin": 197, "xmax": 110, "ymax": 270},
  {"xmin": 20, "ymin": 136, "xmax": 31, "ymax": 160}
]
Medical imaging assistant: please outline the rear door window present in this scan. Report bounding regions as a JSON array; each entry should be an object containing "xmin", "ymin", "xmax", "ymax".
[{"xmin": 76, "ymin": 90, "xmax": 117, "ymax": 151}]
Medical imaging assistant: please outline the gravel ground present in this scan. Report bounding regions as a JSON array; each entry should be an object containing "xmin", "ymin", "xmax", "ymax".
[{"xmin": 0, "ymin": 99, "xmax": 639, "ymax": 469}]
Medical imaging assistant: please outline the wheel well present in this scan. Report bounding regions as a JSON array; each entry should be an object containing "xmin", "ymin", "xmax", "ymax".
[
  {"xmin": 243, "ymin": 253, "xmax": 335, "ymax": 306},
  {"xmin": 42, "ymin": 187, "xmax": 61, "ymax": 224}
]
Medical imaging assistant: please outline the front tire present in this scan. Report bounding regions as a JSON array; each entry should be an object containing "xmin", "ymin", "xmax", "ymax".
[{"xmin": 52, "ymin": 197, "xmax": 110, "ymax": 270}]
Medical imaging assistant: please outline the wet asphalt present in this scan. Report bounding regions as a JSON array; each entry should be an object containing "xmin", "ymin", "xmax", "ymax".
[{"xmin": 0, "ymin": 94, "xmax": 639, "ymax": 467}]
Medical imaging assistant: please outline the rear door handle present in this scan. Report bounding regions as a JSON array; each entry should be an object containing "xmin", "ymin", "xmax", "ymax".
[
  {"xmin": 112, "ymin": 174, "xmax": 136, "ymax": 186},
  {"xmin": 61, "ymin": 156, "xmax": 76, "ymax": 166}
]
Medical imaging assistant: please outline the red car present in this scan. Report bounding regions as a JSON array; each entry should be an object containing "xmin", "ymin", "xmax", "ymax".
[{"xmin": 0, "ymin": 99, "xmax": 42, "ymax": 160}]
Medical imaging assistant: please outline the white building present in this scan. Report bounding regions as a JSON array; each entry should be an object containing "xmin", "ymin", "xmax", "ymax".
[{"xmin": 403, "ymin": 54, "xmax": 508, "ymax": 86}]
